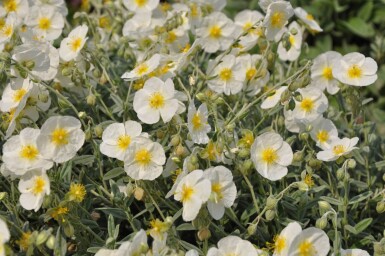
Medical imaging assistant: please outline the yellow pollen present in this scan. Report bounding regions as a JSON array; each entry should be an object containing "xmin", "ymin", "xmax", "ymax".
[
  {"xmin": 136, "ymin": 63, "xmax": 149, "ymax": 76},
  {"xmin": 70, "ymin": 37, "xmax": 83, "ymax": 52},
  {"xmin": 32, "ymin": 176, "xmax": 46, "ymax": 195},
  {"xmin": 275, "ymin": 235, "xmax": 286, "ymax": 253},
  {"xmin": 322, "ymin": 67, "xmax": 333, "ymax": 80},
  {"xmin": 316, "ymin": 130, "xmax": 329, "ymax": 143},
  {"xmin": 149, "ymin": 92, "xmax": 165, "ymax": 109},
  {"xmin": 306, "ymin": 14, "xmax": 314, "ymax": 21},
  {"xmin": 300, "ymin": 98, "xmax": 314, "ymax": 113},
  {"xmin": 4, "ymin": 0, "xmax": 18, "ymax": 13},
  {"xmin": 13, "ymin": 88, "xmax": 27, "ymax": 102},
  {"xmin": 298, "ymin": 240, "xmax": 316, "ymax": 256},
  {"xmin": 133, "ymin": 79, "xmax": 144, "ymax": 90},
  {"xmin": 347, "ymin": 65, "xmax": 362, "ymax": 79},
  {"xmin": 69, "ymin": 183, "xmax": 87, "ymax": 202},
  {"xmin": 212, "ymin": 183, "xmax": 223, "ymax": 202},
  {"xmin": 19, "ymin": 145, "xmax": 39, "ymax": 160},
  {"xmin": 191, "ymin": 113, "xmax": 203, "ymax": 130},
  {"xmin": 181, "ymin": 43, "xmax": 191, "ymax": 53},
  {"xmin": 160, "ymin": 3, "xmax": 171, "ymax": 12},
  {"xmin": 333, "ymin": 145, "xmax": 345, "ymax": 155},
  {"xmin": 243, "ymin": 22, "xmax": 253, "ymax": 31},
  {"xmin": 304, "ymin": 174, "xmax": 315, "ymax": 187},
  {"xmin": 181, "ymin": 184, "xmax": 194, "ymax": 202},
  {"xmin": 18, "ymin": 232, "xmax": 32, "ymax": 251},
  {"xmin": 38, "ymin": 17, "xmax": 51, "ymax": 30},
  {"xmin": 50, "ymin": 206, "xmax": 69, "ymax": 221},
  {"xmin": 261, "ymin": 148, "xmax": 278, "ymax": 165},
  {"xmin": 117, "ymin": 135, "xmax": 131, "ymax": 150},
  {"xmin": 289, "ymin": 35, "xmax": 295, "ymax": 46},
  {"xmin": 251, "ymin": 27, "xmax": 264, "ymax": 36},
  {"xmin": 206, "ymin": 141, "xmax": 219, "ymax": 161},
  {"xmin": 209, "ymin": 25, "xmax": 222, "ymax": 39},
  {"xmin": 135, "ymin": 149, "xmax": 152, "ymax": 165},
  {"xmin": 165, "ymin": 31, "xmax": 177, "ymax": 44},
  {"xmin": 0, "ymin": 18, "xmax": 5, "ymax": 29},
  {"xmin": 271, "ymin": 11, "xmax": 285, "ymax": 28},
  {"xmin": 2, "ymin": 25, "xmax": 13, "ymax": 37},
  {"xmin": 246, "ymin": 68, "xmax": 257, "ymax": 80},
  {"xmin": 219, "ymin": 68, "xmax": 233, "ymax": 81},
  {"xmin": 190, "ymin": 4, "xmax": 199, "ymax": 18},
  {"xmin": 99, "ymin": 16, "xmax": 110, "ymax": 28},
  {"xmin": 135, "ymin": 0, "xmax": 147, "ymax": 7},
  {"xmin": 51, "ymin": 128, "xmax": 69, "ymax": 146}
]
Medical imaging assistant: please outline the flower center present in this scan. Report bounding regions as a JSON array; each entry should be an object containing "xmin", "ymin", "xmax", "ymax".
[
  {"xmin": 271, "ymin": 11, "xmax": 285, "ymax": 28},
  {"xmin": 32, "ymin": 176, "xmax": 46, "ymax": 195},
  {"xmin": 51, "ymin": 128, "xmax": 69, "ymax": 146},
  {"xmin": 135, "ymin": 0, "xmax": 147, "ymax": 7},
  {"xmin": 219, "ymin": 68, "xmax": 233, "ymax": 81},
  {"xmin": 333, "ymin": 145, "xmax": 345, "ymax": 155},
  {"xmin": 191, "ymin": 113, "xmax": 203, "ymax": 130},
  {"xmin": 316, "ymin": 130, "xmax": 329, "ymax": 143},
  {"xmin": 13, "ymin": 88, "xmax": 27, "ymax": 102},
  {"xmin": 261, "ymin": 147, "xmax": 278, "ymax": 165},
  {"xmin": 275, "ymin": 235, "xmax": 286, "ymax": 253},
  {"xmin": 19, "ymin": 145, "xmax": 39, "ymax": 160},
  {"xmin": 165, "ymin": 31, "xmax": 177, "ymax": 44},
  {"xmin": 2, "ymin": 24, "xmax": 13, "ymax": 37},
  {"xmin": 38, "ymin": 17, "xmax": 51, "ymax": 30},
  {"xmin": 209, "ymin": 25, "xmax": 222, "ymax": 39},
  {"xmin": 243, "ymin": 21, "xmax": 253, "ymax": 31},
  {"xmin": 70, "ymin": 37, "xmax": 83, "ymax": 52},
  {"xmin": 4, "ymin": 0, "xmax": 18, "ymax": 12},
  {"xmin": 117, "ymin": 135, "xmax": 131, "ymax": 150},
  {"xmin": 211, "ymin": 183, "xmax": 223, "ymax": 202},
  {"xmin": 149, "ymin": 92, "xmax": 165, "ymax": 109},
  {"xmin": 289, "ymin": 35, "xmax": 295, "ymax": 46},
  {"xmin": 136, "ymin": 63, "xmax": 149, "ymax": 76},
  {"xmin": 135, "ymin": 149, "xmax": 152, "ymax": 165},
  {"xmin": 300, "ymin": 98, "xmax": 314, "ymax": 113},
  {"xmin": 306, "ymin": 14, "xmax": 314, "ymax": 21},
  {"xmin": 322, "ymin": 67, "xmax": 333, "ymax": 80},
  {"xmin": 347, "ymin": 65, "xmax": 362, "ymax": 79},
  {"xmin": 298, "ymin": 240, "xmax": 316, "ymax": 256},
  {"xmin": 246, "ymin": 68, "xmax": 257, "ymax": 81},
  {"xmin": 181, "ymin": 184, "xmax": 194, "ymax": 202}
]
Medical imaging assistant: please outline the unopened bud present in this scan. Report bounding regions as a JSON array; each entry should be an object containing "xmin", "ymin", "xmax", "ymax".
[
  {"xmin": 197, "ymin": 227, "xmax": 211, "ymax": 241},
  {"xmin": 299, "ymin": 132, "xmax": 309, "ymax": 141},
  {"xmin": 189, "ymin": 76, "xmax": 196, "ymax": 86},
  {"xmin": 175, "ymin": 144, "xmax": 186, "ymax": 157},
  {"xmin": 316, "ymin": 217, "xmax": 328, "ymax": 229},
  {"xmin": 297, "ymin": 182, "xmax": 309, "ymax": 191},
  {"xmin": 242, "ymin": 160, "xmax": 253, "ymax": 173},
  {"xmin": 94, "ymin": 125, "xmax": 103, "ymax": 138},
  {"xmin": 247, "ymin": 223, "xmax": 257, "ymax": 236},
  {"xmin": 0, "ymin": 192, "xmax": 6, "ymax": 200},
  {"xmin": 266, "ymin": 196, "xmax": 278, "ymax": 210},
  {"xmin": 36, "ymin": 231, "xmax": 49, "ymax": 246},
  {"xmin": 46, "ymin": 235, "xmax": 55, "ymax": 249},
  {"xmin": 318, "ymin": 201, "xmax": 331, "ymax": 211},
  {"xmin": 170, "ymin": 135, "xmax": 180, "ymax": 147},
  {"xmin": 61, "ymin": 67, "xmax": 72, "ymax": 77},
  {"xmin": 347, "ymin": 159, "xmax": 356, "ymax": 169},
  {"xmin": 265, "ymin": 209, "xmax": 275, "ymax": 221},
  {"xmin": 336, "ymin": 168, "xmax": 345, "ymax": 181},
  {"xmin": 376, "ymin": 202, "xmax": 385, "ymax": 213},
  {"xmin": 195, "ymin": 92, "xmax": 205, "ymax": 101},
  {"xmin": 86, "ymin": 94, "xmax": 96, "ymax": 106},
  {"xmin": 134, "ymin": 187, "xmax": 145, "ymax": 201},
  {"xmin": 290, "ymin": 27, "xmax": 298, "ymax": 35},
  {"xmin": 78, "ymin": 111, "xmax": 86, "ymax": 119},
  {"xmin": 238, "ymin": 148, "xmax": 250, "ymax": 158},
  {"xmin": 293, "ymin": 151, "xmax": 304, "ymax": 162}
]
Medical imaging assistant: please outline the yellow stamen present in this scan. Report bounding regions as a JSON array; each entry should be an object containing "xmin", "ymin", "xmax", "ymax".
[
  {"xmin": 181, "ymin": 184, "xmax": 194, "ymax": 202},
  {"xmin": 209, "ymin": 25, "xmax": 222, "ymax": 39},
  {"xmin": 333, "ymin": 145, "xmax": 345, "ymax": 155},
  {"xmin": 19, "ymin": 145, "xmax": 39, "ymax": 160},
  {"xmin": 4, "ymin": 0, "xmax": 18, "ymax": 13},
  {"xmin": 271, "ymin": 11, "xmax": 285, "ymax": 28},
  {"xmin": 298, "ymin": 240, "xmax": 316, "ymax": 256},
  {"xmin": 51, "ymin": 128, "xmax": 69, "ymax": 146},
  {"xmin": 246, "ymin": 68, "xmax": 257, "ymax": 81},
  {"xmin": 306, "ymin": 14, "xmax": 314, "ymax": 21},
  {"xmin": 275, "ymin": 235, "xmax": 286, "ymax": 253},
  {"xmin": 243, "ymin": 22, "xmax": 253, "ymax": 31},
  {"xmin": 149, "ymin": 92, "xmax": 165, "ymax": 109},
  {"xmin": 261, "ymin": 148, "xmax": 278, "ymax": 165},
  {"xmin": 165, "ymin": 31, "xmax": 177, "ymax": 44},
  {"xmin": 211, "ymin": 183, "xmax": 223, "ymax": 202},
  {"xmin": 38, "ymin": 17, "xmax": 51, "ymax": 30},
  {"xmin": 32, "ymin": 176, "xmax": 46, "ymax": 195},
  {"xmin": 135, "ymin": 0, "xmax": 147, "ymax": 7},
  {"xmin": 300, "ymin": 98, "xmax": 314, "ymax": 113},
  {"xmin": 347, "ymin": 65, "xmax": 362, "ymax": 79},
  {"xmin": 191, "ymin": 113, "xmax": 203, "ymax": 130},
  {"xmin": 13, "ymin": 88, "xmax": 27, "ymax": 102},
  {"xmin": 117, "ymin": 135, "xmax": 131, "ymax": 150},
  {"xmin": 219, "ymin": 68, "xmax": 232, "ymax": 81},
  {"xmin": 322, "ymin": 67, "xmax": 333, "ymax": 80},
  {"xmin": 135, "ymin": 149, "xmax": 152, "ymax": 165},
  {"xmin": 136, "ymin": 63, "xmax": 149, "ymax": 76},
  {"xmin": 70, "ymin": 37, "xmax": 83, "ymax": 52},
  {"xmin": 316, "ymin": 130, "xmax": 329, "ymax": 143}
]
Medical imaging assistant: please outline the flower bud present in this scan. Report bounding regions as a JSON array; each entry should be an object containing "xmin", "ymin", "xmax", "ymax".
[
  {"xmin": 134, "ymin": 187, "xmax": 145, "ymax": 201},
  {"xmin": 86, "ymin": 94, "xmax": 96, "ymax": 106},
  {"xmin": 170, "ymin": 135, "xmax": 180, "ymax": 147},
  {"xmin": 266, "ymin": 196, "xmax": 278, "ymax": 210},
  {"xmin": 297, "ymin": 182, "xmax": 309, "ymax": 191},
  {"xmin": 247, "ymin": 223, "xmax": 257, "ymax": 236},
  {"xmin": 293, "ymin": 151, "xmax": 304, "ymax": 162},
  {"xmin": 175, "ymin": 144, "xmax": 186, "ymax": 157},
  {"xmin": 316, "ymin": 217, "xmax": 328, "ymax": 229},
  {"xmin": 238, "ymin": 148, "xmax": 250, "ymax": 158},
  {"xmin": 265, "ymin": 209, "xmax": 275, "ymax": 221},
  {"xmin": 36, "ymin": 231, "xmax": 49, "ymax": 246},
  {"xmin": 336, "ymin": 168, "xmax": 345, "ymax": 181},
  {"xmin": 46, "ymin": 235, "xmax": 55, "ymax": 249},
  {"xmin": 190, "ymin": 155, "xmax": 198, "ymax": 164},
  {"xmin": 61, "ymin": 67, "xmax": 73, "ymax": 77},
  {"xmin": 0, "ymin": 192, "xmax": 7, "ymax": 200},
  {"xmin": 63, "ymin": 222, "xmax": 74, "ymax": 237},
  {"xmin": 94, "ymin": 125, "xmax": 103, "ymax": 138},
  {"xmin": 347, "ymin": 159, "xmax": 356, "ymax": 169},
  {"xmin": 318, "ymin": 200, "xmax": 331, "ymax": 211},
  {"xmin": 195, "ymin": 92, "xmax": 205, "ymax": 101},
  {"xmin": 299, "ymin": 132, "xmax": 309, "ymax": 141},
  {"xmin": 78, "ymin": 111, "xmax": 86, "ymax": 119},
  {"xmin": 189, "ymin": 75, "xmax": 196, "ymax": 86},
  {"xmin": 197, "ymin": 227, "xmax": 211, "ymax": 241},
  {"xmin": 376, "ymin": 202, "xmax": 385, "ymax": 213},
  {"xmin": 91, "ymin": 211, "xmax": 101, "ymax": 221},
  {"xmin": 241, "ymin": 160, "xmax": 253, "ymax": 173}
]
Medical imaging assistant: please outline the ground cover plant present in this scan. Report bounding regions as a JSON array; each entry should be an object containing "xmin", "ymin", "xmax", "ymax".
[{"xmin": 0, "ymin": 0, "xmax": 385, "ymax": 255}]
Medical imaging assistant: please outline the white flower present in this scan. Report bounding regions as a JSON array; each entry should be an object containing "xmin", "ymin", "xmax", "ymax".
[
  {"xmin": 261, "ymin": 86, "xmax": 288, "ymax": 109},
  {"xmin": 203, "ymin": 166, "xmax": 236, "ymax": 220},
  {"xmin": 0, "ymin": 14, "xmax": 15, "ymax": 43},
  {"xmin": 25, "ymin": 5, "xmax": 64, "ymax": 41},
  {"xmin": 174, "ymin": 169, "xmax": 211, "ymax": 221},
  {"xmin": 292, "ymin": 87, "xmax": 328, "ymax": 123},
  {"xmin": 273, "ymin": 222, "xmax": 302, "ymax": 256},
  {"xmin": 288, "ymin": 227, "xmax": 330, "ymax": 256},
  {"xmin": 259, "ymin": 0, "xmax": 281, "ymax": 13},
  {"xmin": 122, "ymin": 12, "xmax": 154, "ymax": 39},
  {"xmin": 188, "ymin": 102, "xmax": 211, "ymax": 144},
  {"xmin": 294, "ymin": 7, "xmax": 323, "ymax": 32},
  {"xmin": 277, "ymin": 21, "xmax": 302, "ymax": 61},
  {"xmin": 310, "ymin": 51, "xmax": 342, "ymax": 95},
  {"xmin": 18, "ymin": 169, "xmax": 50, "ymax": 212},
  {"xmin": 0, "ymin": 79, "xmax": 32, "ymax": 112},
  {"xmin": 121, "ymin": 54, "xmax": 161, "ymax": 81},
  {"xmin": 59, "ymin": 24, "xmax": 88, "ymax": 61},
  {"xmin": 316, "ymin": 137, "xmax": 359, "ymax": 162},
  {"xmin": 239, "ymin": 54, "xmax": 269, "ymax": 96},
  {"xmin": 122, "ymin": 0, "xmax": 159, "ymax": 13},
  {"xmin": 2, "ymin": 128, "xmax": 53, "ymax": 176},
  {"xmin": 0, "ymin": 218, "xmax": 10, "ymax": 256},
  {"xmin": 207, "ymin": 236, "xmax": 261, "ymax": 256},
  {"xmin": 234, "ymin": 10, "xmax": 264, "ymax": 51},
  {"xmin": 263, "ymin": 1, "xmax": 294, "ymax": 41},
  {"xmin": 124, "ymin": 137, "xmax": 166, "ymax": 180},
  {"xmin": 2, "ymin": 0, "xmax": 28, "ymax": 21},
  {"xmin": 100, "ymin": 121, "xmax": 146, "ymax": 161},
  {"xmin": 133, "ymin": 77, "xmax": 180, "ymax": 124},
  {"xmin": 186, "ymin": 249, "xmax": 199, "ymax": 256},
  {"xmin": 332, "ymin": 52, "xmax": 378, "ymax": 86},
  {"xmin": 33, "ymin": 0, "xmax": 68, "ymax": 16},
  {"xmin": 336, "ymin": 249, "xmax": 370, "ymax": 256},
  {"xmin": 309, "ymin": 117, "xmax": 338, "ymax": 150},
  {"xmin": 195, "ymin": 12, "xmax": 236, "ymax": 53},
  {"xmin": 250, "ymin": 131, "xmax": 293, "ymax": 181},
  {"xmin": 37, "ymin": 116, "xmax": 85, "ymax": 163},
  {"xmin": 115, "ymin": 229, "xmax": 148, "ymax": 256},
  {"xmin": 208, "ymin": 54, "xmax": 245, "ymax": 95}
]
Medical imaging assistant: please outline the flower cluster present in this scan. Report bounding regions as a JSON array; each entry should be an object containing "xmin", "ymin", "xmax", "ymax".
[{"xmin": 0, "ymin": 0, "xmax": 382, "ymax": 255}]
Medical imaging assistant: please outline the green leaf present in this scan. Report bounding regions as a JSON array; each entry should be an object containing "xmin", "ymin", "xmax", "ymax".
[
  {"xmin": 375, "ymin": 160, "xmax": 385, "ymax": 170},
  {"xmin": 176, "ymin": 223, "xmax": 196, "ymax": 231},
  {"xmin": 72, "ymin": 155, "xmax": 95, "ymax": 166},
  {"xmin": 358, "ymin": 1, "xmax": 373, "ymax": 21},
  {"xmin": 54, "ymin": 228, "xmax": 67, "ymax": 256},
  {"xmin": 103, "ymin": 167, "xmax": 125, "ymax": 181},
  {"xmin": 341, "ymin": 17, "xmax": 375, "ymax": 38},
  {"xmin": 97, "ymin": 208, "xmax": 127, "ymax": 219},
  {"xmin": 320, "ymin": 196, "xmax": 343, "ymax": 206},
  {"xmin": 354, "ymin": 218, "xmax": 373, "ymax": 233},
  {"xmin": 344, "ymin": 225, "xmax": 358, "ymax": 234},
  {"xmin": 349, "ymin": 191, "xmax": 373, "ymax": 205}
]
